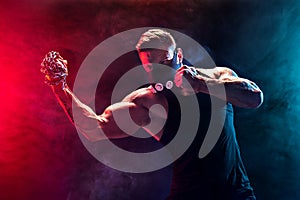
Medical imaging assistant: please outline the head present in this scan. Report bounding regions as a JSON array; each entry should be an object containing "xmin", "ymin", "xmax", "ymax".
[{"xmin": 136, "ymin": 29, "xmax": 183, "ymax": 73}]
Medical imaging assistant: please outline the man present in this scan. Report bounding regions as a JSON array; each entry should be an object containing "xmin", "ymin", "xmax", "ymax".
[{"xmin": 41, "ymin": 29, "xmax": 263, "ymax": 199}]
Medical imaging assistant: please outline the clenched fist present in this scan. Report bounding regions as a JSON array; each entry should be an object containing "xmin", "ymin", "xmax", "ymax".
[
  {"xmin": 174, "ymin": 65, "xmax": 203, "ymax": 95},
  {"xmin": 40, "ymin": 51, "xmax": 68, "ymax": 86}
]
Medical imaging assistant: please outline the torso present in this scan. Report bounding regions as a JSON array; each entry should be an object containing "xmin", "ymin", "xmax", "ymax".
[
  {"xmin": 127, "ymin": 80, "xmax": 254, "ymax": 199},
  {"xmin": 124, "ymin": 67, "xmax": 255, "ymax": 199}
]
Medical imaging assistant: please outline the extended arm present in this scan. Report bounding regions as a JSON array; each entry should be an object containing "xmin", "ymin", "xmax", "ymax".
[
  {"xmin": 50, "ymin": 83, "xmax": 150, "ymax": 141},
  {"xmin": 40, "ymin": 51, "xmax": 151, "ymax": 142},
  {"xmin": 175, "ymin": 66, "xmax": 263, "ymax": 108}
]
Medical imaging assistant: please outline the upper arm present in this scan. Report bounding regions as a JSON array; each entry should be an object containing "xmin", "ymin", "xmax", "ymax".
[
  {"xmin": 100, "ymin": 101, "xmax": 150, "ymax": 127},
  {"xmin": 80, "ymin": 87, "xmax": 167, "ymax": 141},
  {"xmin": 217, "ymin": 67, "xmax": 264, "ymax": 108},
  {"xmin": 76, "ymin": 100, "xmax": 151, "ymax": 142},
  {"xmin": 96, "ymin": 101, "xmax": 150, "ymax": 139},
  {"xmin": 99, "ymin": 87, "xmax": 155, "ymax": 131},
  {"xmin": 217, "ymin": 67, "xmax": 239, "ymax": 79},
  {"xmin": 217, "ymin": 67, "xmax": 262, "ymax": 92},
  {"xmin": 121, "ymin": 87, "xmax": 168, "ymax": 141}
]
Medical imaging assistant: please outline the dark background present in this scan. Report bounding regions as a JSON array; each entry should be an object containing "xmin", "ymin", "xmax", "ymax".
[{"xmin": 1, "ymin": 0, "xmax": 300, "ymax": 199}]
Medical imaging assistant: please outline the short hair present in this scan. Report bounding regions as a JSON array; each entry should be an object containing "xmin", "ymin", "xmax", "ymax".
[{"xmin": 136, "ymin": 29, "xmax": 176, "ymax": 51}]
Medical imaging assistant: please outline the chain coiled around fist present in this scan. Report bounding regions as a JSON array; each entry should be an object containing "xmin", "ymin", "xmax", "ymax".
[{"xmin": 40, "ymin": 51, "xmax": 68, "ymax": 87}]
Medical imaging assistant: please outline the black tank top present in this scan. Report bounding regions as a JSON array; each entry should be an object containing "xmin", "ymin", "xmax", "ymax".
[{"xmin": 156, "ymin": 86, "xmax": 256, "ymax": 200}]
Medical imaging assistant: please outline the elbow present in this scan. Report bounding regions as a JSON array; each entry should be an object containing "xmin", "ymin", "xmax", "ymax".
[
  {"xmin": 231, "ymin": 90, "xmax": 264, "ymax": 108},
  {"xmin": 83, "ymin": 133, "xmax": 104, "ymax": 142},
  {"xmin": 247, "ymin": 90, "xmax": 264, "ymax": 108},
  {"xmin": 73, "ymin": 116, "xmax": 107, "ymax": 142},
  {"xmin": 75, "ymin": 124, "xmax": 106, "ymax": 142},
  {"xmin": 256, "ymin": 90, "xmax": 264, "ymax": 108}
]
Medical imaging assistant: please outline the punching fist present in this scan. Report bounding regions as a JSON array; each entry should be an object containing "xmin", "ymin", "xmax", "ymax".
[
  {"xmin": 40, "ymin": 51, "xmax": 68, "ymax": 86},
  {"xmin": 174, "ymin": 65, "xmax": 200, "ymax": 90}
]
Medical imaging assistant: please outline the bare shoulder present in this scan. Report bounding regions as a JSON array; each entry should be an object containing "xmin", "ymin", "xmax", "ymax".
[
  {"xmin": 122, "ymin": 86, "xmax": 167, "ymax": 107},
  {"xmin": 194, "ymin": 66, "xmax": 222, "ymax": 79},
  {"xmin": 122, "ymin": 87, "xmax": 154, "ymax": 102},
  {"xmin": 216, "ymin": 67, "xmax": 239, "ymax": 77}
]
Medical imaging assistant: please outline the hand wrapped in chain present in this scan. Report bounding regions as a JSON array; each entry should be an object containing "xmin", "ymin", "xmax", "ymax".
[{"xmin": 40, "ymin": 51, "xmax": 68, "ymax": 86}]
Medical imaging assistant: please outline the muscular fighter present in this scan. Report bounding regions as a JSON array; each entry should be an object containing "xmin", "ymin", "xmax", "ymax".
[{"xmin": 41, "ymin": 29, "xmax": 263, "ymax": 199}]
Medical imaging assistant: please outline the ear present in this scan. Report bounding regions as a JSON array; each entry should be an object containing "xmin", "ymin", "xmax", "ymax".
[{"xmin": 176, "ymin": 48, "xmax": 183, "ymax": 64}]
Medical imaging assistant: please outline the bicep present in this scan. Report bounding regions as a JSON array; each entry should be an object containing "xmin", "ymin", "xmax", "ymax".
[
  {"xmin": 218, "ymin": 67, "xmax": 261, "ymax": 91},
  {"xmin": 100, "ymin": 102, "xmax": 150, "ymax": 127},
  {"xmin": 217, "ymin": 67, "xmax": 263, "ymax": 108},
  {"xmin": 97, "ymin": 102, "xmax": 150, "ymax": 139}
]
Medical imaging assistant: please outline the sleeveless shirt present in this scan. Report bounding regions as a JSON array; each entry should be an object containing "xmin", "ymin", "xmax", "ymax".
[{"xmin": 154, "ymin": 85, "xmax": 256, "ymax": 200}]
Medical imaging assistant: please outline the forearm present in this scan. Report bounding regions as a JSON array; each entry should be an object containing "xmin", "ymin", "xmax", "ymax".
[
  {"xmin": 41, "ymin": 51, "xmax": 129, "ymax": 141},
  {"xmin": 51, "ymin": 83, "xmax": 143, "ymax": 141},
  {"xmin": 51, "ymin": 83, "xmax": 74, "ymax": 123},
  {"xmin": 194, "ymin": 76, "xmax": 263, "ymax": 108},
  {"xmin": 51, "ymin": 83, "xmax": 106, "ymax": 141},
  {"xmin": 224, "ymin": 78, "xmax": 263, "ymax": 108}
]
